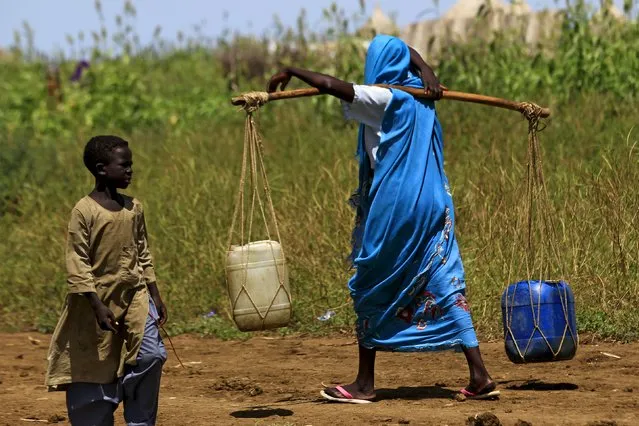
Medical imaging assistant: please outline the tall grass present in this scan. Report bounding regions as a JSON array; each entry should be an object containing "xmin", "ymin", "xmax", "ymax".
[{"xmin": 1, "ymin": 1, "xmax": 638, "ymax": 340}]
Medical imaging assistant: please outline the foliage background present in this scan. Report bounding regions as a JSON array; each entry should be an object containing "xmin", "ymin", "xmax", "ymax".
[{"xmin": 1, "ymin": 1, "xmax": 638, "ymax": 341}]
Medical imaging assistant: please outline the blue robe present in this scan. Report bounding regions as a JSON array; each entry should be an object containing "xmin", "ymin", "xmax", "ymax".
[{"xmin": 349, "ymin": 35, "xmax": 479, "ymax": 352}]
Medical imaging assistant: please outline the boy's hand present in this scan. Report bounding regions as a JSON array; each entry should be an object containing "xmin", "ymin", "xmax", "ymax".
[
  {"xmin": 153, "ymin": 295, "xmax": 168, "ymax": 326},
  {"xmin": 147, "ymin": 283, "xmax": 168, "ymax": 326},
  {"xmin": 84, "ymin": 292, "xmax": 118, "ymax": 332},
  {"xmin": 95, "ymin": 303, "xmax": 118, "ymax": 332}
]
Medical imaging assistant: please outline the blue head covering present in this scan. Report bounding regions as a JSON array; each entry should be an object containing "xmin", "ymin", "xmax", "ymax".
[
  {"xmin": 363, "ymin": 34, "xmax": 422, "ymax": 88},
  {"xmin": 348, "ymin": 35, "xmax": 478, "ymax": 352}
]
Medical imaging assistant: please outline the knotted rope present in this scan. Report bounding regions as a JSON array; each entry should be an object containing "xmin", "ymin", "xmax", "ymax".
[{"xmin": 236, "ymin": 91, "xmax": 270, "ymax": 113}]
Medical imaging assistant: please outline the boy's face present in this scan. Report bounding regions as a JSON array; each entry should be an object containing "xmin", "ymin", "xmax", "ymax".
[{"xmin": 98, "ymin": 146, "xmax": 133, "ymax": 189}]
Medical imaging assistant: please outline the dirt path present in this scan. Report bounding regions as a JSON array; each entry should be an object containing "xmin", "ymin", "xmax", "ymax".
[{"xmin": 1, "ymin": 332, "xmax": 637, "ymax": 425}]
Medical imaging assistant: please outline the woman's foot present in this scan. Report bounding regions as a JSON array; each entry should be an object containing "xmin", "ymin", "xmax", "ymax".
[
  {"xmin": 464, "ymin": 378, "xmax": 496, "ymax": 395},
  {"xmin": 462, "ymin": 346, "xmax": 498, "ymax": 398},
  {"xmin": 460, "ymin": 379, "xmax": 500, "ymax": 400},
  {"xmin": 323, "ymin": 381, "xmax": 376, "ymax": 401},
  {"xmin": 321, "ymin": 345, "xmax": 377, "ymax": 403}
]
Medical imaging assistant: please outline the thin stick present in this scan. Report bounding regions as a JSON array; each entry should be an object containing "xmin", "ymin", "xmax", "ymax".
[
  {"xmin": 231, "ymin": 85, "xmax": 551, "ymax": 118},
  {"xmin": 160, "ymin": 324, "xmax": 186, "ymax": 369}
]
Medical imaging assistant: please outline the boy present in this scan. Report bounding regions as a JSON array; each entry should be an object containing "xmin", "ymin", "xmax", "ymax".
[{"xmin": 46, "ymin": 135, "xmax": 168, "ymax": 425}]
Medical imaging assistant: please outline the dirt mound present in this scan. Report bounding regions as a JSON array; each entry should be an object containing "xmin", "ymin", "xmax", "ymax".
[
  {"xmin": 467, "ymin": 412, "xmax": 501, "ymax": 426},
  {"xmin": 211, "ymin": 377, "xmax": 263, "ymax": 396}
]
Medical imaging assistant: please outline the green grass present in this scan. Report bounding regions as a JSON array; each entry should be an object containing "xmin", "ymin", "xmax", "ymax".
[
  {"xmin": 1, "ymin": 2, "xmax": 639, "ymax": 341},
  {"xmin": 1, "ymin": 94, "xmax": 638, "ymax": 341}
]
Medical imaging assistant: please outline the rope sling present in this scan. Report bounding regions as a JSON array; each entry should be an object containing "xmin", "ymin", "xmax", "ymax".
[
  {"xmin": 504, "ymin": 104, "xmax": 578, "ymax": 361},
  {"xmin": 229, "ymin": 87, "xmax": 567, "ymax": 355},
  {"xmin": 225, "ymin": 95, "xmax": 291, "ymax": 330}
]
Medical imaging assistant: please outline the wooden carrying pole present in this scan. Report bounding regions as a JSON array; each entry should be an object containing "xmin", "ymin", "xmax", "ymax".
[{"xmin": 231, "ymin": 85, "xmax": 551, "ymax": 118}]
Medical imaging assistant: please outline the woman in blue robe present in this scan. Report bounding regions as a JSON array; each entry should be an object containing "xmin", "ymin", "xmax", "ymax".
[{"xmin": 267, "ymin": 35, "xmax": 498, "ymax": 402}]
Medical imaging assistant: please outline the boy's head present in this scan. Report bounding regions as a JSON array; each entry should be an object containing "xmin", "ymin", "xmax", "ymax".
[
  {"xmin": 364, "ymin": 35, "xmax": 413, "ymax": 86},
  {"xmin": 83, "ymin": 135, "xmax": 133, "ymax": 188}
]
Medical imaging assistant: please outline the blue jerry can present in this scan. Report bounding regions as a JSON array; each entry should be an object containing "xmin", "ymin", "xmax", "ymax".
[{"xmin": 501, "ymin": 280, "xmax": 578, "ymax": 363}]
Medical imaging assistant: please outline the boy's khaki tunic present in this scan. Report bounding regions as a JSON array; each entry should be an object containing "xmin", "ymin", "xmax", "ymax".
[{"xmin": 46, "ymin": 196, "xmax": 157, "ymax": 390}]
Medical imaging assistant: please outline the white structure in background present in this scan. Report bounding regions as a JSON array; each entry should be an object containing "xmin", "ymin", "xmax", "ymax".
[
  {"xmin": 360, "ymin": 0, "xmax": 629, "ymax": 61},
  {"xmin": 360, "ymin": 5, "xmax": 399, "ymax": 36},
  {"xmin": 400, "ymin": 0, "xmax": 560, "ymax": 59},
  {"xmin": 593, "ymin": 3, "xmax": 626, "ymax": 19}
]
